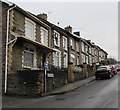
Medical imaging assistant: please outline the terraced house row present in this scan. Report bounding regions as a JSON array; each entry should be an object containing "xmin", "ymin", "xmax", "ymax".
[{"xmin": 1, "ymin": 1, "xmax": 108, "ymax": 96}]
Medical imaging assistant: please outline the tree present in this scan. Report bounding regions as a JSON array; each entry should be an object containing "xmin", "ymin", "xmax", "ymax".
[
  {"xmin": 99, "ymin": 57, "xmax": 117, "ymax": 65},
  {"xmin": 107, "ymin": 57, "xmax": 117, "ymax": 64}
]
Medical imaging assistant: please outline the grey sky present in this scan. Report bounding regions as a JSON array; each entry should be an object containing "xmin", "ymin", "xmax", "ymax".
[{"xmin": 8, "ymin": 0, "xmax": 118, "ymax": 60}]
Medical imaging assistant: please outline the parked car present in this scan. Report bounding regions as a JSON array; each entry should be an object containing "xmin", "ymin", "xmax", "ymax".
[
  {"xmin": 95, "ymin": 65, "xmax": 114, "ymax": 80},
  {"xmin": 108, "ymin": 65, "xmax": 117, "ymax": 75},
  {"xmin": 115, "ymin": 64, "xmax": 120, "ymax": 71}
]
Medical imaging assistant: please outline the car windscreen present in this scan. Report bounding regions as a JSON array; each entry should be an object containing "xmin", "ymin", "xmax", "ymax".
[{"xmin": 97, "ymin": 67, "xmax": 107, "ymax": 71}]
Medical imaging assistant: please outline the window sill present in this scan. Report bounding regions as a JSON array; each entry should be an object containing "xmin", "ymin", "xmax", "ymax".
[{"xmin": 23, "ymin": 66, "xmax": 40, "ymax": 70}]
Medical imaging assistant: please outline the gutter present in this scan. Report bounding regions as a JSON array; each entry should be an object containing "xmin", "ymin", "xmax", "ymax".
[{"xmin": 5, "ymin": 5, "xmax": 16, "ymax": 93}]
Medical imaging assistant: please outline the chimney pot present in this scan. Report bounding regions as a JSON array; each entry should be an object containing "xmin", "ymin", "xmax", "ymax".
[
  {"xmin": 37, "ymin": 13, "xmax": 47, "ymax": 20},
  {"xmin": 65, "ymin": 25, "xmax": 72, "ymax": 33}
]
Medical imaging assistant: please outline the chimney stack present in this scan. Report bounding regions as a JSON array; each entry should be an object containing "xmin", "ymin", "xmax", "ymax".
[
  {"xmin": 65, "ymin": 25, "xmax": 72, "ymax": 33},
  {"xmin": 37, "ymin": 13, "xmax": 48, "ymax": 20}
]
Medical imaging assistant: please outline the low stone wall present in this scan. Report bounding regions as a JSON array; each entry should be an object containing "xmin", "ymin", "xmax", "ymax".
[
  {"xmin": 87, "ymin": 65, "xmax": 94, "ymax": 77},
  {"xmin": 46, "ymin": 67, "xmax": 67, "ymax": 92},
  {"xmin": 73, "ymin": 66, "xmax": 83, "ymax": 81},
  {"xmin": 7, "ymin": 70, "xmax": 44, "ymax": 96}
]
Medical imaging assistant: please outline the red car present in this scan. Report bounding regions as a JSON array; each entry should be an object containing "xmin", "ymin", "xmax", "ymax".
[{"xmin": 108, "ymin": 65, "xmax": 117, "ymax": 75}]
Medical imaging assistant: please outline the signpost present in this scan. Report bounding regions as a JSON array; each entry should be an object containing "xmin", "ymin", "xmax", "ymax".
[{"xmin": 44, "ymin": 62, "xmax": 48, "ymax": 93}]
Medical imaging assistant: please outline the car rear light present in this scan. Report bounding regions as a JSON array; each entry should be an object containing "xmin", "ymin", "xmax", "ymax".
[{"xmin": 106, "ymin": 68, "xmax": 108, "ymax": 71}]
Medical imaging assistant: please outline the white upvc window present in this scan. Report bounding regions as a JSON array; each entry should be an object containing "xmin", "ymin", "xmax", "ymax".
[
  {"xmin": 89, "ymin": 47, "xmax": 92, "ymax": 54},
  {"xmin": 81, "ymin": 53, "xmax": 86, "ymax": 64},
  {"xmin": 82, "ymin": 42, "xmax": 84, "ymax": 52},
  {"xmin": 92, "ymin": 48, "xmax": 94, "ymax": 55},
  {"xmin": 70, "ymin": 39, "xmax": 75, "ymax": 49},
  {"xmin": 92, "ymin": 57, "xmax": 95, "ymax": 63},
  {"xmin": 23, "ymin": 48, "xmax": 36, "ymax": 68},
  {"xmin": 85, "ymin": 45, "xmax": 88, "ymax": 54},
  {"xmin": 76, "ymin": 42, "xmax": 79, "ymax": 52},
  {"xmin": 40, "ymin": 27, "xmax": 48, "ymax": 46},
  {"xmin": 71, "ymin": 53, "xmax": 75, "ymax": 65},
  {"xmin": 53, "ymin": 50, "xmax": 61, "ymax": 67},
  {"xmin": 86, "ymin": 55, "xmax": 89, "ymax": 64},
  {"xmin": 63, "ymin": 52, "xmax": 68, "ymax": 68},
  {"xmin": 25, "ymin": 18, "xmax": 36, "ymax": 40},
  {"xmin": 77, "ymin": 55, "xmax": 79, "ymax": 65},
  {"xmin": 63, "ymin": 36, "xmax": 67, "ymax": 50},
  {"xmin": 54, "ymin": 30, "xmax": 60, "ymax": 47}
]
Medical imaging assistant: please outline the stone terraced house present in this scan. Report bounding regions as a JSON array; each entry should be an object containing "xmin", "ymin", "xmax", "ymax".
[
  {"xmin": 2, "ymin": 1, "xmax": 55, "ymax": 95},
  {"xmin": 1, "ymin": 1, "xmax": 108, "ymax": 96}
]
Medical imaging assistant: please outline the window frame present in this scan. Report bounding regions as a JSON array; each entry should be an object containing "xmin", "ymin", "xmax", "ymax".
[
  {"xmin": 23, "ymin": 49, "xmax": 34, "ymax": 68},
  {"xmin": 40, "ymin": 27, "xmax": 48, "ymax": 46},
  {"xmin": 63, "ymin": 36, "xmax": 67, "ymax": 50},
  {"xmin": 53, "ymin": 50, "xmax": 61, "ymax": 67},
  {"xmin": 63, "ymin": 52, "xmax": 68, "ymax": 68},
  {"xmin": 71, "ymin": 53, "xmax": 75, "ymax": 64},
  {"xmin": 54, "ymin": 30, "xmax": 60, "ymax": 47},
  {"xmin": 25, "ymin": 18, "xmax": 36, "ymax": 40}
]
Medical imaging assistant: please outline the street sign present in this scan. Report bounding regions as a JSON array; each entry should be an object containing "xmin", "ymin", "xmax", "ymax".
[
  {"xmin": 47, "ymin": 73, "xmax": 54, "ymax": 77},
  {"xmin": 44, "ymin": 62, "xmax": 48, "ymax": 70}
]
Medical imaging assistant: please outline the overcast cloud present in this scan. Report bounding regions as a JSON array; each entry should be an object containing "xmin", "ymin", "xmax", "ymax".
[{"xmin": 7, "ymin": 0, "xmax": 118, "ymax": 60}]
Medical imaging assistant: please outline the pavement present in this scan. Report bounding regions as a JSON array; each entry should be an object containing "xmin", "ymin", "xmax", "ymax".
[{"xmin": 43, "ymin": 75, "xmax": 95, "ymax": 96}]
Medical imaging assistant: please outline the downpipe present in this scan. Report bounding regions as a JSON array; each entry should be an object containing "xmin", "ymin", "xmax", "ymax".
[{"xmin": 5, "ymin": 5, "xmax": 16, "ymax": 94}]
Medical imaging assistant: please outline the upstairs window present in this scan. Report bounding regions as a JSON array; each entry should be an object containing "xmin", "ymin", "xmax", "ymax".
[
  {"xmin": 54, "ymin": 30, "xmax": 60, "ymax": 47},
  {"xmin": 71, "ymin": 53, "xmax": 75, "ymax": 65},
  {"xmin": 76, "ymin": 43, "xmax": 79, "ymax": 52},
  {"xmin": 70, "ymin": 39, "xmax": 75, "ymax": 50},
  {"xmin": 77, "ymin": 55, "xmax": 79, "ymax": 65},
  {"xmin": 63, "ymin": 52, "xmax": 68, "ymax": 68},
  {"xmin": 85, "ymin": 45, "xmax": 88, "ymax": 53},
  {"xmin": 82, "ymin": 42, "xmax": 84, "ymax": 52},
  {"xmin": 40, "ymin": 27, "xmax": 48, "ymax": 46},
  {"xmin": 81, "ymin": 53, "xmax": 86, "ymax": 64},
  {"xmin": 25, "ymin": 18, "xmax": 36, "ymax": 40},
  {"xmin": 63, "ymin": 36, "xmax": 67, "ymax": 50}
]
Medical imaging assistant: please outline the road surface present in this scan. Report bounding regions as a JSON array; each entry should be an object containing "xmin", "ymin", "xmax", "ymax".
[{"xmin": 2, "ymin": 73, "xmax": 119, "ymax": 108}]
